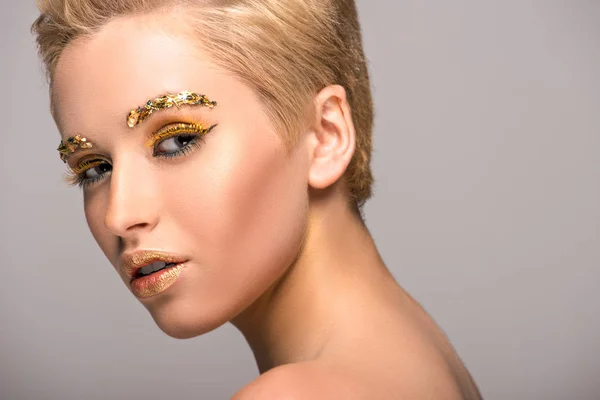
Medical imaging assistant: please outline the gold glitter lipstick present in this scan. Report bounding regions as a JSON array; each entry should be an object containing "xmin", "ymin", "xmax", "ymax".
[{"xmin": 120, "ymin": 250, "xmax": 188, "ymax": 299}]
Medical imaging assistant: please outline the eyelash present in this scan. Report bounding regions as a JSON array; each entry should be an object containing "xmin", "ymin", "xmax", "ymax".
[{"xmin": 65, "ymin": 123, "xmax": 214, "ymax": 189}]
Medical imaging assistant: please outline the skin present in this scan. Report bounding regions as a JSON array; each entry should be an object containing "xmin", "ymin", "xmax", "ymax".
[{"xmin": 52, "ymin": 10, "xmax": 482, "ymax": 400}]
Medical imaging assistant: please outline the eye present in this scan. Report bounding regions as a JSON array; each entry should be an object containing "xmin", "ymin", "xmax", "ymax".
[
  {"xmin": 83, "ymin": 163, "xmax": 112, "ymax": 180},
  {"xmin": 149, "ymin": 123, "xmax": 216, "ymax": 159},
  {"xmin": 154, "ymin": 134, "xmax": 198, "ymax": 156},
  {"xmin": 64, "ymin": 159, "xmax": 112, "ymax": 188}
]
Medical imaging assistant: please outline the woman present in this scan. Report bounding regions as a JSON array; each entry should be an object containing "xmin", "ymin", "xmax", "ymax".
[{"xmin": 33, "ymin": 0, "xmax": 481, "ymax": 398}]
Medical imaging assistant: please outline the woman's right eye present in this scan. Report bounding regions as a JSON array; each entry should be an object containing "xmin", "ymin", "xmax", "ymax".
[
  {"xmin": 82, "ymin": 163, "xmax": 112, "ymax": 180},
  {"xmin": 65, "ymin": 160, "xmax": 113, "ymax": 188}
]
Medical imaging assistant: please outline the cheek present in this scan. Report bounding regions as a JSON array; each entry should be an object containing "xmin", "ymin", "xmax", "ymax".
[
  {"xmin": 165, "ymin": 127, "xmax": 309, "ymax": 305},
  {"xmin": 83, "ymin": 190, "xmax": 116, "ymax": 265}
]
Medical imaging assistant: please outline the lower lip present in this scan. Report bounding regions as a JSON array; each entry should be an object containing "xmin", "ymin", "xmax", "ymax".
[{"xmin": 130, "ymin": 263, "xmax": 186, "ymax": 299}]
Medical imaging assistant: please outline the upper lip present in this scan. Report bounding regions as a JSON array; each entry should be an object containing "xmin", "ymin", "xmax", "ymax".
[{"xmin": 120, "ymin": 250, "xmax": 188, "ymax": 281}]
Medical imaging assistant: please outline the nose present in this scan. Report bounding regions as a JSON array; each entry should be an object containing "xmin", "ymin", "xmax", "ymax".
[{"xmin": 104, "ymin": 155, "xmax": 160, "ymax": 238}]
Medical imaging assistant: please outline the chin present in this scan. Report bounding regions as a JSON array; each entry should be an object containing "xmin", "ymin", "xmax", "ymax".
[
  {"xmin": 143, "ymin": 296, "xmax": 233, "ymax": 340},
  {"xmin": 155, "ymin": 322, "xmax": 210, "ymax": 340}
]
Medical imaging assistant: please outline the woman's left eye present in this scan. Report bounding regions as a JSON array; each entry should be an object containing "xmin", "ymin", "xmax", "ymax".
[{"xmin": 154, "ymin": 134, "xmax": 198, "ymax": 156}]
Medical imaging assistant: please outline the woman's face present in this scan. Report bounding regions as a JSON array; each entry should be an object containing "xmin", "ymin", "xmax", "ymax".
[{"xmin": 52, "ymin": 13, "xmax": 310, "ymax": 338}]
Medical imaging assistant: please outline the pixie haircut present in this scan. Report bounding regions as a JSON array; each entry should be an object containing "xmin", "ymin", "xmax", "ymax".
[{"xmin": 32, "ymin": 0, "xmax": 374, "ymax": 207}]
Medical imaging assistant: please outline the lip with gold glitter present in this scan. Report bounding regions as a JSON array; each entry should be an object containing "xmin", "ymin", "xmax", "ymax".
[
  {"xmin": 130, "ymin": 263, "xmax": 186, "ymax": 298},
  {"xmin": 120, "ymin": 250, "xmax": 188, "ymax": 299}
]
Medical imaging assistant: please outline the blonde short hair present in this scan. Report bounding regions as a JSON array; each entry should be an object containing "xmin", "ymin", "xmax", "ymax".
[{"xmin": 32, "ymin": 0, "xmax": 374, "ymax": 208}]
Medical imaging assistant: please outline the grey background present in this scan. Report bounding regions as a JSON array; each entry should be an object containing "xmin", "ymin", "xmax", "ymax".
[{"xmin": 1, "ymin": 1, "xmax": 599, "ymax": 399}]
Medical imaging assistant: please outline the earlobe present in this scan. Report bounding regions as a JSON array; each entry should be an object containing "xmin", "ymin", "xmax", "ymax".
[{"xmin": 308, "ymin": 85, "xmax": 356, "ymax": 191}]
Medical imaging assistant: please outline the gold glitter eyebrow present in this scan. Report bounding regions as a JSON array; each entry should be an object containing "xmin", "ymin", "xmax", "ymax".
[
  {"xmin": 57, "ymin": 135, "xmax": 94, "ymax": 163},
  {"xmin": 127, "ymin": 90, "xmax": 217, "ymax": 128}
]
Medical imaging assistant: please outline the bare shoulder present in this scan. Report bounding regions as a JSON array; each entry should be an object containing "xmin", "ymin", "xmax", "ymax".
[
  {"xmin": 230, "ymin": 359, "xmax": 471, "ymax": 400},
  {"xmin": 230, "ymin": 362, "xmax": 362, "ymax": 400}
]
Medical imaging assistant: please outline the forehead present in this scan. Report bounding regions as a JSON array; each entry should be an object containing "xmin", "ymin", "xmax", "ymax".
[{"xmin": 51, "ymin": 11, "xmax": 228, "ymax": 134}]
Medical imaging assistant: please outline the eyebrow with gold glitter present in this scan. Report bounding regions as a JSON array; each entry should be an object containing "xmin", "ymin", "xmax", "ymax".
[
  {"xmin": 126, "ymin": 90, "xmax": 218, "ymax": 128},
  {"xmin": 57, "ymin": 135, "xmax": 94, "ymax": 163}
]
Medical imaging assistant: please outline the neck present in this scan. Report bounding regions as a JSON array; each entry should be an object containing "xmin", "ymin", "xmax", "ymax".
[{"xmin": 230, "ymin": 189, "xmax": 391, "ymax": 373}]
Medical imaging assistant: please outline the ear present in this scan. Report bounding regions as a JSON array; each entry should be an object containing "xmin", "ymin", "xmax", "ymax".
[{"xmin": 307, "ymin": 85, "xmax": 356, "ymax": 191}]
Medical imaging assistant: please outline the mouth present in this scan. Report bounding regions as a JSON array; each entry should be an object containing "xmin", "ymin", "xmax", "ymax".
[
  {"xmin": 136, "ymin": 261, "xmax": 179, "ymax": 278},
  {"xmin": 120, "ymin": 251, "xmax": 188, "ymax": 299}
]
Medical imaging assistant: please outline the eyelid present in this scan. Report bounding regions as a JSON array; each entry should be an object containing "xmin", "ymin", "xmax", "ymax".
[
  {"xmin": 146, "ymin": 122, "xmax": 217, "ymax": 148},
  {"xmin": 64, "ymin": 158, "xmax": 111, "ymax": 188},
  {"xmin": 69, "ymin": 158, "xmax": 109, "ymax": 174}
]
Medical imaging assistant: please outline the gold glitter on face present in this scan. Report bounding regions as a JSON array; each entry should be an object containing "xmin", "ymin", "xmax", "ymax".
[
  {"xmin": 127, "ymin": 90, "xmax": 217, "ymax": 128},
  {"xmin": 52, "ymin": 18, "xmax": 310, "ymax": 339},
  {"xmin": 57, "ymin": 135, "xmax": 94, "ymax": 163}
]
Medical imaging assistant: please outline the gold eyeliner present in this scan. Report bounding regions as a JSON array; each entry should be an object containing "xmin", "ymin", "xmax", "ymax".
[
  {"xmin": 145, "ymin": 122, "xmax": 217, "ymax": 148},
  {"xmin": 63, "ymin": 159, "xmax": 108, "ymax": 186},
  {"xmin": 69, "ymin": 159, "xmax": 107, "ymax": 174}
]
